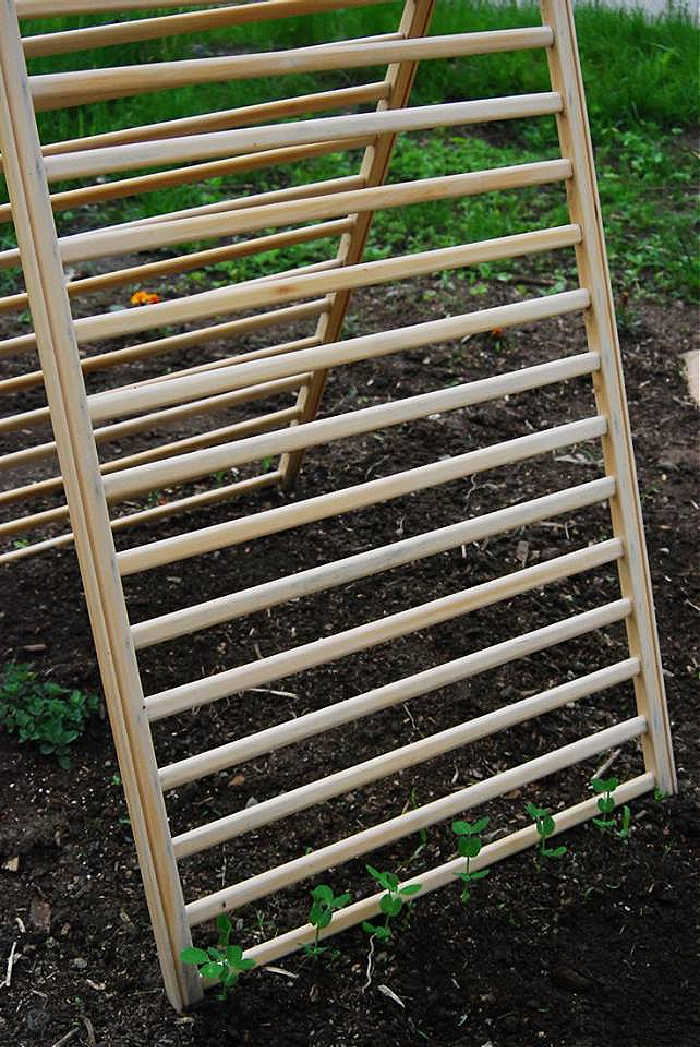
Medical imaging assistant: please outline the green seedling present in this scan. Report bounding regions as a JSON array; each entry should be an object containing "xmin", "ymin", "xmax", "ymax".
[
  {"xmin": 0, "ymin": 662, "xmax": 99, "ymax": 768},
  {"xmin": 181, "ymin": 913, "xmax": 255, "ymax": 1000},
  {"xmin": 362, "ymin": 865, "xmax": 421, "ymax": 941},
  {"xmin": 301, "ymin": 884, "xmax": 350, "ymax": 960},
  {"xmin": 526, "ymin": 801, "xmax": 567, "ymax": 861},
  {"xmin": 452, "ymin": 817, "xmax": 490, "ymax": 904},
  {"xmin": 590, "ymin": 777, "xmax": 632, "ymax": 839}
]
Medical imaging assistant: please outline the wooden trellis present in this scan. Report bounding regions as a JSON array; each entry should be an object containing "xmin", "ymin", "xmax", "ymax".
[{"xmin": 0, "ymin": 0, "xmax": 675, "ymax": 1012}]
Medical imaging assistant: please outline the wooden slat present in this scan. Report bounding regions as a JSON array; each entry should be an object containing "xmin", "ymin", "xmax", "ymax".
[
  {"xmin": 1, "ymin": 375, "xmax": 307, "ymax": 473},
  {"xmin": 0, "ymin": 172, "xmax": 367, "ymax": 277},
  {"xmin": 184, "ymin": 715, "xmax": 645, "ymax": 922},
  {"xmin": 16, "ymin": 0, "xmax": 391, "ymax": 18},
  {"xmin": 240, "ymin": 773, "xmax": 655, "ymax": 966},
  {"xmin": 0, "ymin": 145, "xmax": 372, "ymax": 225},
  {"xmin": 117, "ymin": 390, "xmax": 600, "ymax": 579},
  {"xmin": 57, "ymin": 226, "xmax": 581, "ymax": 350},
  {"xmin": 172, "ymin": 649, "xmax": 636, "ymax": 855},
  {"xmin": 30, "ymin": 160, "xmax": 571, "ymax": 276},
  {"xmin": 43, "ymin": 95, "xmax": 563, "ymax": 182},
  {"xmin": 0, "ymin": 406, "xmax": 301, "ymax": 539},
  {"xmin": 103, "ymin": 351, "xmax": 599, "ymax": 505},
  {"xmin": 22, "ymin": 1, "xmax": 395, "ymax": 57},
  {"xmin": 161, "ymin": 649, "xmax": 636, "ymax": 792},
  {"xmin": 132, "ymin": 424, "xmax": 609, "ymax": 648},
  {"xmin": 88, "ymin": 290, "xmax": 591, "ymax": 427},
  {"xmin": 147, "ymin": 561, "xmax": 626, "ymax": 723},
  {"xmin": 0, "ymin": 472, "xmax": 283, "ymax": 565},
  {"xmin": 27, "ymin": 82, "xmax": 388, "ymax": 161},
  {"xmin": 31, "ymin": 31, "xmax": 555, "ymax": 113}
]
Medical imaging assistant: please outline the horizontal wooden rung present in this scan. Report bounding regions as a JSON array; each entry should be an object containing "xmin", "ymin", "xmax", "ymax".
[
  {"xmin": 21, "ymin": 2, "xmax": 396, "ymax": 57},
  {"xmin": 65, "ymin": 226, "xmax": 581, "ymax": 349},
  {"xmin": 43, "ymin": 160, "xmax": 571, "ymax": 271},
  {"xmin": 131, "ymin": 434, "xmax": 611, "ymax": 648},
  {"xmin": 90, "ymin": 290, "xmax": 590, "ymax": 427},
  {"xmin": 159, "ymin": 647, "xmax": 637, "ymax": 792},
  {"xmin": 43, "ymin": 94, "xmax": 563, "ymax": 182},
  {"xmin": 104, "ymin": 351, "xmax": 599, "ymax": 506},
  {"xmin": 31, "ymin": 32, "xmax": 556, "ymax": 114},
  {"xmin": 146, "ymin": 575, "xmax": 628, "ymax": 723},
  {"xmin": 183, "ymin": 717, "xmax": 646, "ymax": 924},
  {"xmin": 170, "ymin": 655, "xmax": 639, "ymax": 855},
  {"xmin": 0, "ymin": 473, "xmax": 282, "ymax": 565},
  {"xmin": 16, "ymin": 0, "xmax": 392, "ymax": 20}
]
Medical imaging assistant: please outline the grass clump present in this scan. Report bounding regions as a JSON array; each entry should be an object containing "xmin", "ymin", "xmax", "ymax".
[{"xmin": 1, "ymin": 4, "xmax": 696, "ymax": 301}]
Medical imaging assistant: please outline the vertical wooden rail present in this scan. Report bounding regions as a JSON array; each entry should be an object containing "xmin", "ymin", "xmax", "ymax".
[
  {"xmin": 279, "ymin": 0, "xmax": 437, "ymax": 488},
  {"xmin": 540, "ymin": 0, "xmax": 676, "ymax": 795},
  {"xmin": 0, "ymin": 1, "xmax": 200, "ymax": 1010}
]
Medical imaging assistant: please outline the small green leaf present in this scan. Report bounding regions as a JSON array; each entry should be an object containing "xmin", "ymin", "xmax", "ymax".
[
  {"xmin": 365, "ymin": 864, "xmax": 388, "ymax": 889},
  {"xmin": 458, "ymin": 837, "xmax": 482, "ymax": 859},
  {"xmin": 399, "ymin": 884, "xmax": 421, "ymax": 896},
  {"xmin": 331, "ymin": 892, "xmax": 351, "ymax": 910},
  {"xmin": 451, "ymin": 820, "xmax": 472, "ymax": 836},
  {"xmin": 379, "ymin": 894, "xmax": 402, "ymax": 917},
  {"xmin": 470, "ymin": 869, "xmax": 489, "ymax": 880},
  {"xmin": 200, "ymin": 962, "xmax": 225, "ymax": 981},
  {"xmin": 311, "ymin": 884, "xmax": 334, "ymax": 904},
  {"xmin": 180, "ymin": 947, "xmax": 208, "ymax": 967},
  {"xmin": 598, "ymin": 797, "xmax": 616, "ymax": 814},
  {"xmin": 362, "ymin": 921, "xmax": 378, "ymax": 936}
]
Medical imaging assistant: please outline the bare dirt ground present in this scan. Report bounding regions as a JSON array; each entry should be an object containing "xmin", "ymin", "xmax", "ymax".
[{"xmin": 0, "ymin": 280, "xmax": 698, "ymax": 1047}]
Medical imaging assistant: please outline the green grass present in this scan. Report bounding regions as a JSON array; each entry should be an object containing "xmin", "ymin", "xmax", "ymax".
[{"xmin": 2, "ymin": 3, "xmax": 698, "ymax": 302}]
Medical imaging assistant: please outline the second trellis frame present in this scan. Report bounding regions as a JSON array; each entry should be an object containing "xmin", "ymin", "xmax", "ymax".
[{"xmin": 0, "ymin": 0, "xmax": 675, "ymax": 1012}]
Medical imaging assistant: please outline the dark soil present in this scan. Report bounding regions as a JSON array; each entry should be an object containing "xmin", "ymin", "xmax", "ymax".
[{"xmin": 0, "ymin": 279, "xmax": 698, "ymax": 1047}]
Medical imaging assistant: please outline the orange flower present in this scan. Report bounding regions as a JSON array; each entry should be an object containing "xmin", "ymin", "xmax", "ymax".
[{"xmin": 130, "ymin": 290, "xmax": 161, "ymax": 307}]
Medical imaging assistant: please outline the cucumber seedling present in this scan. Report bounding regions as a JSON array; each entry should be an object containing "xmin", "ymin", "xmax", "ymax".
[
  {"xmin": 451, "ymin": 816, "xmax": 490, "ymax": 904},
  {"xmin": 181, "ymin": 914, "xmax": 255, "ymax": 1000},
  {"xmin": 362, "ymin": 865, "xmax": 421, "ymax": 941},
  {"xmin": 526, "ymin": 801, "xmax": 567, "ymax": 861},
  {"xmin": 302, "ymin": 884, "xmax": 350, "ymax": 960}
]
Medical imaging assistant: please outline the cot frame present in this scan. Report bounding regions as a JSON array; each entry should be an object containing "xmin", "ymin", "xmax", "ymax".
[{"xmin": 0, "ymin": 0, "xmax": 675, "ymax": 1011}]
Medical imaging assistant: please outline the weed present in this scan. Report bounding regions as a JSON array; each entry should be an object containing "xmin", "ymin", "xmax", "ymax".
[
  {"xmin": 452, "ymin": 816, "xmax": 490, "ymax": 904},
  {"xmin": 526, "ymin": 801, "xmax": 567, "ymax": 862},
  {"xmin": 362, "ymin": 865, "xmax": 421, "ymax": 941},
  {"xmin": 301, "ymin": 884, "xmax": 350, "ymax": 960},
  {"xmin": 0, "ymin": 663, "xmax": 99, "ymax": 768},
  {"xmin": 181, "ymin": 914, "xmax": 255, "ymax": 1000}
]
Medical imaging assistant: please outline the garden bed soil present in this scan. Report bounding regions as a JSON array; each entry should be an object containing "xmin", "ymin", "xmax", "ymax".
[{"xmin": 0, "ymin": 282, "xmax": 698, "ymax": 1047}]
